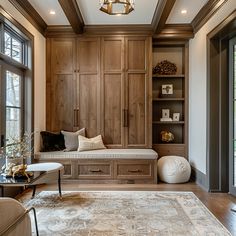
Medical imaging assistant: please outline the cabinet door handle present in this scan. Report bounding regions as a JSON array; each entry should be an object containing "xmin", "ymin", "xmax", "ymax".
[
  {"xmin": 124, "ymin": 109, "xmax": 128, "ymax": 127},
  {"xmin": 76, "ymin": 109, "xmax": 79, "ymax": 127},
  {"xmin": 128, "ymin": 169, "xmax": 142, "ymax": 173},
  {"xmin": 73, "ymin": 109, "xmax": 77, "ymax": 127},
  {"xmin": 123, "ymin": 109, "xmax": 126, "ymax": 127},
  {"xmin": 89, "ymin": 169, "xmax": 102, "ymax": 173},
  {"xmin": 74, "ymin": 109, "xmax": 79, "ymax": 127}
]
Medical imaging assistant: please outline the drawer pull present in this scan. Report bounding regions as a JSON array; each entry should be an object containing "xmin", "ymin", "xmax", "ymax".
[
  {"xmin": 128, "ymin": 169, "xmax": 142, "ymax": 173},
  {"xmin": 89, "ymin": 169, "xmax": 102, "ymax": 173}
]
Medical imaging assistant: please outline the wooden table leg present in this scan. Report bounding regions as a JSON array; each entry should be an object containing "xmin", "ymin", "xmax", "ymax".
[{"xmin": 32, "ymin": 185, "xmax": 36, "ymax": 198}]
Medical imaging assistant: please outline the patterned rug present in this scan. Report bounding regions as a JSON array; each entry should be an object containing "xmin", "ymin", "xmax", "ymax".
[{"xmin": 22, "ymin": 191, "xmax": 231, "ymax": 236}]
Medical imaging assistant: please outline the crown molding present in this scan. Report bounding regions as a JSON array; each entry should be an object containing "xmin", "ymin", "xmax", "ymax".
[
  {"xmin": 45, "ymin": 25, "xmax": 76, "ymax": 37},
  {"xmin": 153, "ymin": 24, "xmax": 194, "ymax": 40},
  {"xmin": 58, "ymin": 0, "xmax": 84, "ymax": 34},
  {"xmin": 191, "ymin": 0, "xmax": 229, "ymax": 34},
  {"xmin": 45, "ymin": 24, "xmax": 194, "ymax": 40},
  {"xmin": 8, "ymin": 0, "xmax": 47, "ymax": 35},
  {"xmin": 84, "ymin": 25, "xmax": 153, "ymax": 35},
  {"xmin": 152, "ymin": 0, "xmax": 176, "ymax": 34}
]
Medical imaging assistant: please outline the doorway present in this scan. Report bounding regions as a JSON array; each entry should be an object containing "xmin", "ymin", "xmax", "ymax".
[{"xmin": 207, "ymin": 10, "xmax": 236, "ymax": 193}]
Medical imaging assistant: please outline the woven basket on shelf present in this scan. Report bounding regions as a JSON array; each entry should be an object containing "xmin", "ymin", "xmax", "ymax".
[{"xmin": 153, "ymin": 60, "xmax": 177, "ymax": 75}]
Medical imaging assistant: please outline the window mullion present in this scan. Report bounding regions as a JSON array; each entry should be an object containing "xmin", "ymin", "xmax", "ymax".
[
  {"xmin": 0, "ymin": 23, "xmax": 4, "ymax": 53},
  {"xmin": 10, "ymin": 36, "xmax": 12, "ymax": 58}
]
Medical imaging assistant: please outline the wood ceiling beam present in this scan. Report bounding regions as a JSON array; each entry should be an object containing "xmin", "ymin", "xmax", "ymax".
[
  {"xmin": 191, "ymin": 0, "xmax": 229, "ymax": 34},
  {"xmin": 58, "ymin": 0, "xmax": 84, "ymax": 34},
  {"xmin": 8, "ymin": 0, "xmax": 47, "ymax": 35},
  {"xmin": 152, "ymin": 0, "xmax": 176, "ymax": 34},
  {"xmin": 153, "ymin": 24, "xmax": 194, "ymax": 41}
]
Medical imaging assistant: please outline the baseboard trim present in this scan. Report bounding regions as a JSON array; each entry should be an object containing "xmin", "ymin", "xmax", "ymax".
[{"xmin": 191, "ymin": 167, "xmax": 209, "ymax": 191}]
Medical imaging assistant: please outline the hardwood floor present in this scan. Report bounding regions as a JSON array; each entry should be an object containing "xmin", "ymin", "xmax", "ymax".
[{"xmin": 18, "ymin": 181, "xmax": 236, "ymax": 235}]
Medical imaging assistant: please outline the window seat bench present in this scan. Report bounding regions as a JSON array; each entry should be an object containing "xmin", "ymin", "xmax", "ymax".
[{"xmin": 34, "ymin": 149, "xmax": 158, "ymax": 184}]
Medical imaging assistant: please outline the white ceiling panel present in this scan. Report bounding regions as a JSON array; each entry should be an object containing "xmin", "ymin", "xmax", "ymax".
[
  {"xmin": 28, "ymin": 0, "xmax": 69, "ymax": 25},
  {"xmin": 167, "ymin": 0, "xmax": 208, "ymax": 24},
  {"xmin": 77, "ymin": 0, "xmax": 159, "ymax": 25},
  {"xmin": 27, "ymin": 0, "xmax": 209, "ymax": 26}
]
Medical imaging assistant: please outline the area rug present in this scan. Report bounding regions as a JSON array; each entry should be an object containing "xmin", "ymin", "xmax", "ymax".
[{"xmin": 22, "ymin": 191, "xmax": 231, "ymax": 236}]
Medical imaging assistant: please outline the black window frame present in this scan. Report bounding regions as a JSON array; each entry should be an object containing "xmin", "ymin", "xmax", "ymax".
[{"xmin": 0, "ymin": 5, "xmax": 34, "ymax": 164}]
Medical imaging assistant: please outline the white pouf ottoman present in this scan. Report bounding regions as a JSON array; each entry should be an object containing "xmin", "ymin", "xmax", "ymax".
[{"xmin": 157, "ymin": 156, "xmax": 191, "ymax": 183}]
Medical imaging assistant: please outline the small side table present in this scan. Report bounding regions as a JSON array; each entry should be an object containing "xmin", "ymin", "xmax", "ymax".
[
  {"xmin": 26, "ymin": 162, "xmax": 64, "ymax": 197},
  {"xmin": 0, "ymin": 171, "xmax": 46, "ymax": 197},
  {"xmin": 0, "ymin": 162, "xmax": 64, "ymax": 198}
]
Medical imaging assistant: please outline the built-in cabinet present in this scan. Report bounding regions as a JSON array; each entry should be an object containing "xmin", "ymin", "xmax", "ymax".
[
  {"xmin": 152, "ymin": 42, "xmax": 189, "ymax": 158},
  {"xmin": 46, "ymin": 37, "xmax": 188, "ymax": 154},
  {"xmin": 46, "ymin": 38, "xmax": 76, "ymax": 132},
  {"xmin": 101, "ymin": 37, "xmax": 152, "ymax": 148},
  {"xmin": 76, "ymin": 38, "xmax": 101, "ymax": 138},
  {"xmin": 46, "ymin": 36, "xmax": 152, "ymax": 149},
  {"xmin": 101, "ymin": 37, "xmax": 124, "ymax": 148}
]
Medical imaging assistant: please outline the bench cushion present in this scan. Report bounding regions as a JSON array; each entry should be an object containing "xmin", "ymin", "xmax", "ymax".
[{"xmin": 35, "ymin": 149, "xmax": 158, "ymax": 160}]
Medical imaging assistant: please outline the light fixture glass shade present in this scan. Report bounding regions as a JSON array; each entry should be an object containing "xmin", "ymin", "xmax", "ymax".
[{"xmin": 99, "ymin": 0, "xmax": 134, "ymax": 15}]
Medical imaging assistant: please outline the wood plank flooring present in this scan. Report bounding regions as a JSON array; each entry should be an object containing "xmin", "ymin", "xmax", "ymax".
[{"xmin": 18, "ymin": 181, "xmax": 236, "ymax": 235}]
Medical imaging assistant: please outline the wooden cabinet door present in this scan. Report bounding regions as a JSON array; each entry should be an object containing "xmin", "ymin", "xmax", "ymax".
[
  {"xmin": 125, "ymin": 37, "xmax": 151, "ymax": 148},
  {"xmin": 76, "ymin": 38, "xmax": 100, "ymax": 137},
  {"xmin": 46, "ymin": 38, "xmax": 76, "ymax": 132},
  {"xmin": 101, "ymin": 37, "xmax": 125, "ymax": 148}
]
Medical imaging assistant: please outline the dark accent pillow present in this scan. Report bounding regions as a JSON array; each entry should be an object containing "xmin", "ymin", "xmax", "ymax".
[{"xmin": 40, "ymin": 131, "xmax": 65, "ymax": 152}]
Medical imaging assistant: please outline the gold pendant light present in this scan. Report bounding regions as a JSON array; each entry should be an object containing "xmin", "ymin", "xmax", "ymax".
[{"xmin": 100, "ymin": 0, "xmax": 135, "ymax": 15}]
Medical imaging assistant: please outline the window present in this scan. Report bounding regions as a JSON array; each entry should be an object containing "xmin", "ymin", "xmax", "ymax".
[
  {"xmin": 4, "ymin": 31, "xmax": 24, "ymax": 63},
  {"xmin": 6, "ymin": 70, "xmax": 23, "ymax": 143},
  {"xmin": 0, "ymin": 7, "xmax": 33, "ymax": 155}
]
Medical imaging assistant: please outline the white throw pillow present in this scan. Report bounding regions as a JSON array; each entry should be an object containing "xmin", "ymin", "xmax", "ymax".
[
  {"xmin": 78, "ymin": 135, "xmax": 106, "ymax": 152},
  {"xmin": 61, "ymin": 128, "xmax": 85, "ymax": 151}
]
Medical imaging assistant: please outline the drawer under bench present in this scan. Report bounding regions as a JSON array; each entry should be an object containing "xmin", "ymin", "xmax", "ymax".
[{"xmin": 34, "ymin": 149, "xmax": 158, "ymax": 183}]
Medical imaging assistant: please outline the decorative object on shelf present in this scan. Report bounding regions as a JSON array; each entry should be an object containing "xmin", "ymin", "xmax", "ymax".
[
  {"xmin": 153, "ymin": 60, "xmax": 177, "ymax": 75},
  {"xmin": 161, "ymin": 84, "xmax": 173, "ymax": 95},
  {"xmin": 161, "ymin": 109, "xmax": 172, "ymax": 121},
  {"xmin": 160, "ymin": 131, "xmax": 174, "ymax": 143},
  {"xmin": 99, "ymin": 0, "xmax": 135, "ymax": 15},
  {"xmin": 173, "ymin": 113, "xmax": 180, "ymax": 121},
  {"xmin": 162, "ymin": 109, "xmax": 170, "ymax": 118},
  {"xmin": 1, "ymin": 132, "xmax": 33, "ymax": 178}
]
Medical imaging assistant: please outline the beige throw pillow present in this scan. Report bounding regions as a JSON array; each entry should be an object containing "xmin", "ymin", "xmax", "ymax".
[
  {"xmin": 61, "ymin": 128, "xmax": 85, "ymax": 151},
  {"xmin": 78, "ymin": 135, "xmax": 106, "ymax": 152}
]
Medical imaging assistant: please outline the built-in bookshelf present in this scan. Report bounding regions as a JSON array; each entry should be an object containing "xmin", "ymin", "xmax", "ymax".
[{"xmin": 152, "ymin": 42, "xmax": 189, "ymax": 158}]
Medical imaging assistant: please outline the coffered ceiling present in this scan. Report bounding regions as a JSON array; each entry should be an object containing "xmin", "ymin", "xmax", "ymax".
[
  {"xmin": 9, "ymin": 0, "xmax": 227, "ymax": 38},
  {"xmin": 28, "ymin": 0, "xmax": 208, "ymax": 25},
  {"xmin": 167, "ymin": 0, "xmax": 208, "ymax": 24},
  {"xmin": 28, "ymin": 0, "xmax": 69, "ymax": 25},
  {"xmin": 77, "ymin": 0, "xmax": 159, "ymax": 25}
]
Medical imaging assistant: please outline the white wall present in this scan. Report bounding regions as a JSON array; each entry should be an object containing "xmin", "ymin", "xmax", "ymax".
[
  {"xmin": 1, "ymin": 0, "xmax": 46, "ymax": 152},
  {"xmin": 189, "ymin": 0, "xmax": 236, "ymax": 174}
]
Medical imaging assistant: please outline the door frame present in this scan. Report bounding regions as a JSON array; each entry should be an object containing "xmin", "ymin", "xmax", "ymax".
[
  {"xmin": 207, "ymin": 10, "xmax": 236, "ymax": 192},
  {"xmin": 229, "ymin": 37, "xmax": 236, "ymax": 196}
]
